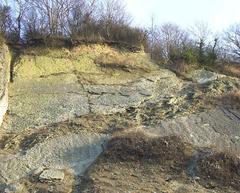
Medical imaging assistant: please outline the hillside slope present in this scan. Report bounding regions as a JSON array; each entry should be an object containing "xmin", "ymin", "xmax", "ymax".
[{"xmin": 0, "ymin": 44, "xmax": 240, "ymax": 193}]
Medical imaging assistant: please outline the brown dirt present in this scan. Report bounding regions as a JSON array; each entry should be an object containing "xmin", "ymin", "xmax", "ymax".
[{"xmin": 196, "ymin": 152, "xmax": 240, "ymax": 191}]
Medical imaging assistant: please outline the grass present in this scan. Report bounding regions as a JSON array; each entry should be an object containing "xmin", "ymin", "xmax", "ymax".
[
  {"xmin": 208, "ymin": 91, "xmax": 240, "ymax": 109},
  {"xmin": 94, "ymin": 51, "xmax": 154, "ymax": 73},
  {"xmin": 223, "ymin": 65, "xmax": 240, "ymax": 77},
  {"xmin": 205, "ymin": 63, "xmax": 240, "ymax": 78},
  {"xmin": 101, "ymin": 131, "xmax": 194, "ymax": 164},
  {"xmin": 163, "ymin": 61, "xmax": 240, "ymax": 83},
  {"xmin": 221, "ymin": 65, "xmax": 240, "ymax": 78},
  {"xmin": 169, "ymin": 62, "xmax": 197, "ymax": 74},
  {"xmin": 14, "ymin": 44, "xmax": 157, "ymax": 82}
]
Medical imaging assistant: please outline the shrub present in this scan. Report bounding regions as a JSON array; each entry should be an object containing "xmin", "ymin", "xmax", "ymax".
[{"xmin": 183, "ymin": 48, "xmax": 198, "ymax": 64}]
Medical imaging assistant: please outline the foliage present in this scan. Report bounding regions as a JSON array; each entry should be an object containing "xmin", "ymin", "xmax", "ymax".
[
  {"xmin": 182, "ymin": 48, "xmax": 198, "ymax": 64},
  {"xmin": 0, "ymin": 4, "xmax": 12, "ymax": 38},
  {"xmin": 0, "ymin": 0, "xmax": 145, "ymax": 48},
  {"xmin": 0, "ymin": 0, "xmax": 240, "ymax": 66},
  {"xmin": 148, "ymin": 22, "xmax": 229, "ymax": 67},
  {"xmin": 224, "ymin": 23, "xmax": 240, "ymax": 61}
]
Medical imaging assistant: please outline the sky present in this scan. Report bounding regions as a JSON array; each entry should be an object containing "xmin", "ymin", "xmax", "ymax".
[{"xmin": 126, "ymin": 0, "xmax": 240, "ymax": 32}]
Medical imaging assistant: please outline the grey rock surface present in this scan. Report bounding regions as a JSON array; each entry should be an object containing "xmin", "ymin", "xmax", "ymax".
[
  {"xmin": 0, "ymin": 44, "xmax": 10, "ymax": 126},
  {"xmin": 6, "ymin": 70, "xmax": 181, "ymax": 131},
  {"xmin": 190, "ymin": 69, "xmax": 224, "ymax": 84},
  {"xmin": 0, "ymin": 133, "xmax": 108, "ymax": 183},
  {"xmin": 144, "ymin": 108, "xmax": 240, "ymax": 154},
  {"xmin": 3, "ymin": 183, "xmax": 23, "ymax": 193}
]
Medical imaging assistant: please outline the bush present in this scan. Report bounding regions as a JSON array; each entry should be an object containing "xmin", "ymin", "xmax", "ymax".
[
  {"xmin": 183, "ymin": 49, "xmax": 198, "ymax": 64},
  {"xmin": 100, "ymin": 23, "xmax": 146, "ymax": 47},
  {"xmin": 0, "ymin": 34, "xmax": 5, "ymax": 45},
  {"xmin": 23, "ymin": 21, "xmax": 145, "ymax": 49}
]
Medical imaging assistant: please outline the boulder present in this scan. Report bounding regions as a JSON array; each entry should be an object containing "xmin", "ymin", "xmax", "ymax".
[
  {"xmin": 39, "ymin": 169, "xmax": 65, "ymax": 181},
  {"xmin": 190, "ymin": 69, "xmax": 223, "ymax": 84}
]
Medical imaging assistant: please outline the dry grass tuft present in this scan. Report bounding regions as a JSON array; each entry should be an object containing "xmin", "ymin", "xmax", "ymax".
[
  {"xmin": 102, "ymin": 131, "xmax": 193, "ymax": 164},
  {"xmin": 222, "ymin": 65, "xmax": 240, "ymax": 78},
  {"xmin": 16, "ymin": 44, "xmax": 157, "ymax": 82},
  {"xmin": 209, "ymin": 91, "xmax": 240, "ymax": 109},
  {"xmin": 169, "ymin": 62, "xmax": 193, "ymax": 74},
  {"xmin": 94, "ymin": 52, "xmax": 153, "ymax": 73},
  {"xmin": 207, "ymin": 64, "xmax": 240, "ymax": 78}
]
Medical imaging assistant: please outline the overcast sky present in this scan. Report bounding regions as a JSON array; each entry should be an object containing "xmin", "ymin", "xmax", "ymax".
[{"xmin": 126, "ymin": 0, "xmax": 240, "ymax": 32}]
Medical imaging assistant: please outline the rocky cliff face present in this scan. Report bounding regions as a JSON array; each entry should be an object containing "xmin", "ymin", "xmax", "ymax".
[
  {"xmin": 0, "ymin": 45, "xmax": 240, "ymax": 193},
  {"xmin": 0, "ymin": 44, "xmax": 10, "ymax": 126}
]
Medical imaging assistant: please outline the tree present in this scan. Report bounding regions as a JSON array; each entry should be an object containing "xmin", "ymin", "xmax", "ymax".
[
  {"xmin": 0, "ymin": 0, "xmax": 147, "ymax": 47},
  {"xmin": 148, "ymin": 14, "xmax": 158, "ymax": 59},
  {"xmin": 190, "ymin": 22, "xmax": 212, "ymax": 64},
  {"xmin": 190, "ymin": 22, "xmax": 220, "ymax": 65},
  {"xmin": 23, "ymin": 9, "xmax": 47, "ymax": 43},
  {"xmin": 224, "ymin": 23, "xmax": 240, "ymax": 61},
  {"xmin": 100, "ymin": 0, "xmax": 130, "ymax": 24},
  {"xmin": 149, "ymin": 23, "xmax": 190, "ymax": 63},
  {"xmin": 161, "ymin": 23, "xmax": 190, "ymax": 61},
  {"xmin": 99, "ymin": 0, "xmax": 131, "ymax": 40},
  {"xmin": 0, "ymin": 4, "xmax": 12, "ymax": 38},
  {"xmin": 68, "ymin": 0, "xmax": 98, "ymax": 39},
  {"xmin": 32, "ymin": 0, "xmax": 74, "ymax": 36},
  {"xmin": 206, "ymin": 37, "xmax": 219, "ymax": 65},
  {"xmin": 12, "ymin": 0, "xmax": 30, "ymax": 42}
]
